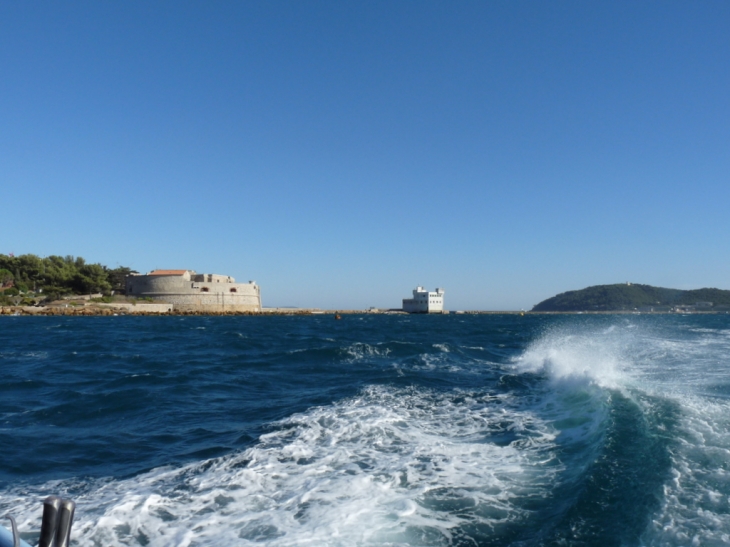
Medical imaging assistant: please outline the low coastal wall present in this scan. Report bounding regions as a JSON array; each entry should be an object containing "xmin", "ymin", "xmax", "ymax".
[
  {"xmin": 149, "ymin": 293, "xmax": 259, "ymax": 312},
  {"xmin": 102, "ymin": 303, "xmax": 173, "ymax": 313}
]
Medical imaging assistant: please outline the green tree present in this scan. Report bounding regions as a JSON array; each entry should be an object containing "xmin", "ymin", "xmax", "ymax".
[
  {"xmin": 108, "ymin": 266, "xmax": 135, "ymax": 292},
  {"xmin": 0, "ymin": 268, "xmax": 13, "ymax": 287},
  {"xmin": 72, "ymin": 263, "xmax": 111, "ymax": 294},
  {"xmin": 0, "ymin": 253, "xmax": 132, "ymax": 296},
  {"xmin": 15, "ymin": 254, "xmax": 43, "ymax": 288}
]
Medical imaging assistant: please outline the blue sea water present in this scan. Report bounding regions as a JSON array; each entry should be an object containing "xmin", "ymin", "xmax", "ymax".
[{"xmin": 2, "ymin": 313, "xmax": 730, "ymax": 546}]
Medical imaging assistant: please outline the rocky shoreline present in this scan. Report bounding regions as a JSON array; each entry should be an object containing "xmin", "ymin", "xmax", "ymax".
[
  {"xmin": 0, "ymin": 306, "xmax": 381, "ymax": 316},
  {"xmin": 4, "ymin": 306, "xmax": 725, "ymax": 317},
  {"xmin": 0, "ymin": 306, "xmax": 327, "ymax": 316}
]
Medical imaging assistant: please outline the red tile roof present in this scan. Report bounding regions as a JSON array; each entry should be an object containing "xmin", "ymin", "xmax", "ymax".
[{"xmin": 149, "ymin": 269, "xmax": 188, "ymax": 276}]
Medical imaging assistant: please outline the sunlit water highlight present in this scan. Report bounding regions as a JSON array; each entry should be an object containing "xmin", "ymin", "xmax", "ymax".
[{"xmin": 2, "ymin": 314, "xmax": 730, "ymax": 546}]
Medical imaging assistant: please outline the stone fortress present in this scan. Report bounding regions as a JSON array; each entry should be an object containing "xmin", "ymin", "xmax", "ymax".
[{"xmin": 125, "ymin": 270, "xmax": 261, "ymax": 312}]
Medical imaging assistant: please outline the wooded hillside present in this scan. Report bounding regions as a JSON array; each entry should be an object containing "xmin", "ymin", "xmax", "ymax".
[{"xmin": 532, "ymin": 283, "xmax": 730, "ymax": 311}]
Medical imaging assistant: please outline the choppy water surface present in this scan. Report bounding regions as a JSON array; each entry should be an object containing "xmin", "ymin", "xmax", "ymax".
[{"xmin": 1, "ymin": 314, "xmax": 730, "ymax": 546}]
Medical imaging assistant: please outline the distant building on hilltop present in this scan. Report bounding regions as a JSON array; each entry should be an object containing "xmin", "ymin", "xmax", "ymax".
[
  {"xmin": 125, "ymin": 270, "xmax": 261, "ymax": 312},
  {"xmin": 402, "ymin": 286, "xmax": 445, "ymax": 313}
]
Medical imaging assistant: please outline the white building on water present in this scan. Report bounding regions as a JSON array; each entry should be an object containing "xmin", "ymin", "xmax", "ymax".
[{"xmin": 402, "ymin": 286, "xmax": 445, "ymax": 313}]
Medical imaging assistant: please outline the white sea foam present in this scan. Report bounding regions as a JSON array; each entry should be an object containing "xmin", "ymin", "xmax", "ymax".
[
  {"xmin": 558, "ymin": 320, "xmax": 730, "ymax": 545},
  {"xmin": 643, "ymin": 396, "xmax": 730, "ymax": 546},
  {"xmin": 342, "ymin": 342, "xmax": 391, "ymax": 362},
  {"xmin": 512, "ymin": 325, "xmax": 632, "ymax": 389},
  {"xmin": 3, "ymin": 386, "xmax": 562, "ymax": 547},
  {"xmin": 648, "ymin": 328, "xmax": 730, "ymax": 394},
  {"xmin": 620, "ymin": 323, "xmax": 730, "ymax": 545}
]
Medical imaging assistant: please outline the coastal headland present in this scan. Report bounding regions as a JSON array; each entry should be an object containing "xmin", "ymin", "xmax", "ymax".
[{"xmin": 532, "ymin": 283, "xmax": 730, "ymax": 312}]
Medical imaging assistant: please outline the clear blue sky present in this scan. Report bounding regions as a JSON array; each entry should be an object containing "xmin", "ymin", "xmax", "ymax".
[{"xmin": 2, "ymin": 1, "xmax": 729, "ymax": 310}]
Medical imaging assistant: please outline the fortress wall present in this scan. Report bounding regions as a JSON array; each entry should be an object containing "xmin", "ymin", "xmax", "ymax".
[
  {"xmin": 193, "ymin": 274, "xmax": 233, "ymax": 283},
  {"xmin": 127, "ymin": 275, "xmax": 191, "ymax": 295},
  {"xmin": 126, "ymin": 274, "xmax": 262, "ymax": 312}
]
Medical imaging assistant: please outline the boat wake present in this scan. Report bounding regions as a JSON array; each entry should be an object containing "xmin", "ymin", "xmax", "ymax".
[
  {"xmin": 5, "ymin": 385, "xmax": 566, "ymax": 547},
  {"xmin": 3, "ymin": 316, "xmax": 730, "ymax": 546}
]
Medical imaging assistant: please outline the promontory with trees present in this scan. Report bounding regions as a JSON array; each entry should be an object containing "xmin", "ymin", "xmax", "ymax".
[
  {"xmin": 532, "ymin": 283, "xmax": 730, "ymax": 312},
  {"xmin": 0, "ymin": 253, "xmax": 134, "ymax": 306}
]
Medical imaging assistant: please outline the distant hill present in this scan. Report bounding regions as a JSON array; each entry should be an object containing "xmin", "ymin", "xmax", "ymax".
[{"xmin": 532, "ymin": 283, "xmax": 730, "ymax": 312}]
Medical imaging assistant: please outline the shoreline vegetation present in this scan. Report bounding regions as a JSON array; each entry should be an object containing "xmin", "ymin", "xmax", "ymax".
[{"xmin": 0, "ymin": 253, "xmax": 132, "ymax": 307}]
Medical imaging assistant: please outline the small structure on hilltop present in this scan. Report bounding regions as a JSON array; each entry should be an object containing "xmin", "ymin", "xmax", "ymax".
[
  {"xmin": 125, "ymin": 270, "xmax": 261, "ymax": 312},
  {"xmin": 402, "ymin": 286, "xmax": 445, "ymax": 314}
]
